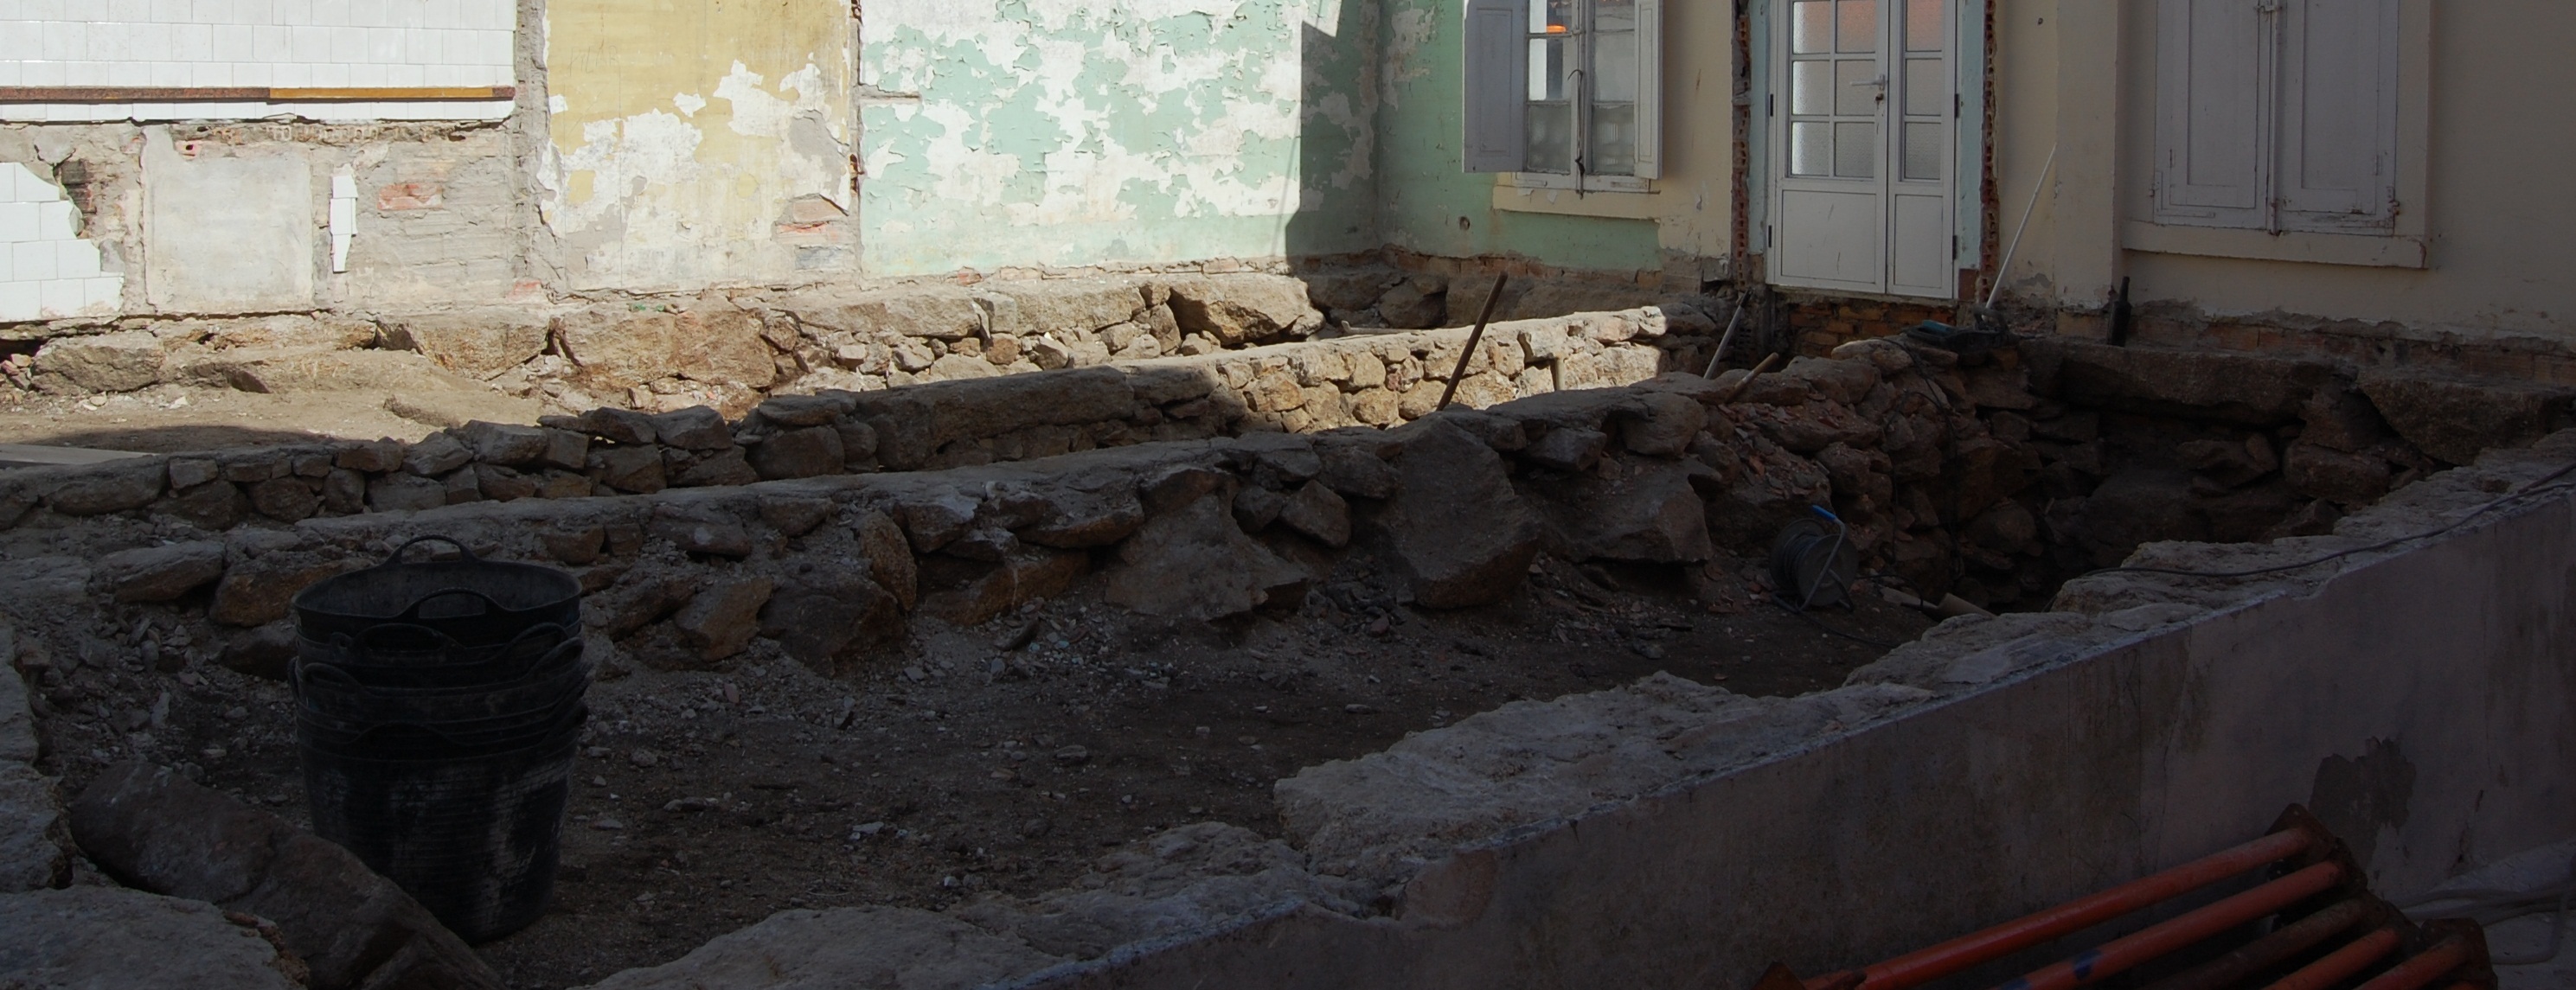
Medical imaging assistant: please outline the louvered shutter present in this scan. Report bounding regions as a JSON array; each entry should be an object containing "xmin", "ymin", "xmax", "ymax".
[
  {"xmin": 1464, "ymin": 0, "xmax": 1528, "ymax": 174},
  {"xmin": 2278, "ymin": 0, "xmax": 2398, "ymax": 232},
  {"xmin": 1631, "ymin": 0, "xmax": 1663, "ymax": 179},
  {"xmin": 2154, "ymin": 0, "xmax": 2270, "ymax": 229}
]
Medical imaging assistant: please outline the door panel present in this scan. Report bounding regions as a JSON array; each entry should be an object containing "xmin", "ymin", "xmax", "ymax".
[
  {"xmin": 1778, "ymin": 189, "xmax": 1884, "ymax": 290},
  {"xmin": 1770, "ymin": 0, "xmax": 1956, "ymax": 299}
]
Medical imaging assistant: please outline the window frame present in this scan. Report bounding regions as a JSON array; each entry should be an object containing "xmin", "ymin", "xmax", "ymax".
[
  {"xmin": 1463, "ymin": 0, "xmax": 1662, "ymax": 191},
  {"xmin": 2135, "ymin": 0, "xmax": 2429, "ymax": 268}
]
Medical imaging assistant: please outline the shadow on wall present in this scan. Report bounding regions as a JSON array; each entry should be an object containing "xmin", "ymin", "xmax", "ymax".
[{"xmin": 1285, "ymin": 0, "xmax": 1385, "ymax": 265}]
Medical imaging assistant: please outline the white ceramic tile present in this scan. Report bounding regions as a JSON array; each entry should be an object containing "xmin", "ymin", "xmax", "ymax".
[
  {"xmin": 0, "ymin": 1, "xmax": 23, "ymax": 18},
  {"xmin": 187, "ymin": 60, "xmax": 230, "ymax": 86},
  {"xmin": 209, "ymin": 22, "xmax": 250, "ymax": 59},
  {"xmin": 289, "ymin": 23, "xmax": 326, "ymax": 61},
  {"xmin": 149, "ymin": 0, "xmax": 187, "ymax": 22},
  {"xmin": 234, "ymin": 0, "xmax": 268, "ymax": 25},
  {"xmin": 306, "ymin": 61, "xmax": 345, "ymax": 86},
  {"xmin": 0, "ymin": 281, "xmax": 38, "ymax": 323},
  {"xmin": 61, "ymin": 60, "xmax": 109, "ymax": 86},
  {"xmin": 83, "ymin": 22, "xmax": 126, "ymax": 62},
  {"xmin": 0, "ymin": 22, "xmax": 37, "ymax": 61},
  {"xmin": 380, "ymin": 61, "xmax": 418, "ymax": 86},
  {"xmin": 0, "ymin": 164, "xmax": 35, "ymax": 203},
  {"xmin": 22, "ymin": 0, "xmax": 61, "ymax": 19},
  {"xmin": 108, "ymin": 0, "xmax": 149, "ymax": 21},
  {"xmin": 106, "ymin": 61, "xmax": 147, "ymax": 86},
  {"xmin": 251, "ymin": 23, "xmax": 287, "ymax": 60},
  {"xmin": 56, "ymin": 240, "xmax": 98, "ymax": 278},
  {"xmin": 85, "ymin": 277, "xmax": 123, "ymax": 312},
  {"xmin": 190, "ymin": 0, "xmax": 231, "ymax": 23},
  {"xmin": 38, "ymin": 20, "xmax": 81, "ymax": 61},
  {"xmin": 16, "ymin": 60, "xmax": 63, "ymax": 86},
  {"xmin": 0, "ymin": 202, "xmax": 39, "ymax": 243},
  {"xmin": 171, "ymin": 22, "xmax": 211, "ymax": 59},
  {"xmin": 267, "ymin": 60, "xmax": 305, "ymax": 85},
  {"xmin": 311, "ymin": 0, "xmax": 345, "ymax": 25},
  {"xmin": 37, "ymin": 277, "xmax": 81, "ymax": 316},
  {"xmin": 342, "ymin": 61, "xmax": 383, "ymax": 86},
  {"xmin": 0, "ymin": 61, "xmax": 21, "ymax": 86},
  {"xmin": 34, "ymin": 201, "xmax": 74, "ymax": 240},
  {"xmin": 365, "ymin": 24, "xmax": 397, "ymax": 61},
  {"xmin": 328, "ymin": 23, "xmax": 362, "ymax": 61},
  {"xmin": 400, "ymin": 25, "xmax": 432, "ymax": 63},
  {"xmin": 228, "ymin": 59, "xmax": 268, "ymax": 86},
  {"xmin": 272, "ymin": 0, "xmax": 308, "ymax": 26},
  {"xmin": 8, "ymin": 241, "xmax": 53, "ymax": 281}
]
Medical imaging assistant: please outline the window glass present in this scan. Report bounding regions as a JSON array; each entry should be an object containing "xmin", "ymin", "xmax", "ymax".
[
  {"xmin": 1792, "ymin": 61, "xmax": 1833, "ymax": 115},
  {"xmin": 1903, "ymin": 57, "xmax": 1944, "ymax": 115},
  {"xmin": 1834, "ymin": 59, "xmax": 1879, "ymax": 115},
  {"xmin": 1593, "ymin": 26, "xmax": 1638, "ymax": 103},
  {"xmin": 1527, "ymin": 102, "xmax": 1575, "ymax": 173},
  {"xmin": 1531, "ymin": 0, "xmax": 1574, "ymax": 33},
  {"xmin": 1591, "ymin": 103, "xmax": 1637, "ymax": 175},
  {"xmin": 1791, "ymin": 121, "xmax": 1831, "ymax": 176},
  {"xmin": 1837, "ymin": 0, "xmax": 1878, "ymax": 54},
  {"xmin": 1528, "ymin": 36, "xmax": 1569, "ymax": 100},
  {"xmin": 1903, "ymin": 121, "xmax": 1944, "ymax": 180},
  {"xmin": 1834, "ymin": 120, "xmax": 1877, "ymax": 178},
  {"xmin": 1792, "ymin": 2, "xmax": 1831, "ymax": 54},
  {"xmin": 1905, "ymin": 0, "xmax": 1944, "ymax": 52}
]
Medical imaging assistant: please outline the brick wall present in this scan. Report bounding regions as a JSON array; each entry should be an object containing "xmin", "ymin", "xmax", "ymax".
[{"xmin": 1781, "ymin": 293, "xmax": 1954, "ymax": 355}]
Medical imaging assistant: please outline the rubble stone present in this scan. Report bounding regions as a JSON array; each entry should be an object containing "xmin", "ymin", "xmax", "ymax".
[
  {"xmin": 2357, "ymin": 370, "xmax": 2576, "ymax": 465},
  {"xmin": 2283, "ymin": 442, "xmax": 2393, "ymax": 506},
  {"xmin": 1163, "ymin": 274, "xmax": 1325, "ymax": 345},
  {"xmin": 44, "ymin": 459, "xmax": 165, "ymax": 515},
  {"xmin": 2047, "ymin": 341, "xmax": 2333, "ymax": 425},
  {"xmin": 246, "ymin": 476, "xmax": 319, "ymax": 521},
  {"xmin": 68, "ymin": 762, "xmax": 504, "ymax": 990},
  {"xmin": 582, "ymin": 905, "xmax": 1059, "ymax": 990},
  {"xmin": 672, "ymin": 578, "xmax": 777, "ymax": 663},
  {"xmin": 649, "ymin": 406, "xmax": 735, "ymax": 451},
  {"xmin": 1278, "ymin": 481, "xmax": 1352, "ymax": 547},
  {"xmin": 749, "ymin": 426, "xmax": 844, "ymax": 481},
  {"xmin": 460, "ymin": 420, "xmax": 551, "ymax": 466},
  {"xmin": 920, "ymin": 551, "xmax": 1088, "ymax": 627},
  {"xmin": 1528, "ymin": 459, "xmax": 1714, "ymax": 564},
  {"xmin": 853, "ymin": 510, "xmax": 920, "ymax": 610},
  {"xmin": 209, "ymin": 551, "xmax": 363, "ymax": 627},
  {"xmin": 31, "ymin": 330, "xmax": 164, "ymax": 393},
  {"xmin": 1105, "ymin": 493, "xmax": 1307, "ymax": 620},
  {"xmin": 0, "ymin": 763, "xmax": 67, "ymax": 892},
  {"xmin": 401, "ymin": 431, "xmax": 472, "ymax": 476},
  {"xmin": 1375, "ymin": 419, "xmax": 1544, "ymax": 608},
  {"xmin": 759, "ymin": 572, "xmax": 902, "ymax": 675},
  {"xmin": 0, "ymin": 887, "xmax": 305, "ymax": 989},
  {"xmin": 92, "ymin": 541, "xmax": 227, "ymax": 602},
  {"xmin": 366, "ymin": 474, "xmax": 447, "ymax": 512},
  {"xmin": 382, "ymin": 311, "xmax": 551, "ymax": 379},
  {"xmin": 1619, "ymin": 392, "xmax": 1708, "ymax": 457}
]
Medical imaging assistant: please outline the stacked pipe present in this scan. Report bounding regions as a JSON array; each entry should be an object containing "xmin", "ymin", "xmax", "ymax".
[
  {"xmin": 1754, "ymin": 807, "xmax": 2497, "ymax": 990},
  {"xmin": 289, "ymin": 536, "xmax": 589, "ymax": 943}
]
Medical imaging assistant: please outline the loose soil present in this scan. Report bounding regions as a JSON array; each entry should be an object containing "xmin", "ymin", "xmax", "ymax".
[
  {"xmin": 30, "ymin": 552, "xmax": 1929, "ymax": 990},
  {"xmin": 0, "ymin": 381, "xmax": 510, "ymax": 453}
]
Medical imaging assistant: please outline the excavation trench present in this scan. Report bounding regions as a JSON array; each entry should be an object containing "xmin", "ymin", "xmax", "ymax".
[{"xmin": 3, "ymin": 315, "xmax": 2566, "ymax": 988}]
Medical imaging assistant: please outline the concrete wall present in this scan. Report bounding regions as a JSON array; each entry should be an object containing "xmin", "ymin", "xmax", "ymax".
[
  {"xmin": 1997, "ymin": 0, "xmax": 2576, "ymax": 340},
  {"xmin": 1013, "ymin": 442, "xmax": 2576, "ymax": 987},
  {"xmin": 855, "ymin": 0, "xmax": 1383, "ymax": 277},
  {"xmin": 539, "ymin": 0, "xmax": 857, "ymax": 292}
]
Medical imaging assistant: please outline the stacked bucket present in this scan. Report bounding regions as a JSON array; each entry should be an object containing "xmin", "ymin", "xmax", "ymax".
[{"xmin": 289, "ymin": 536, "xmax": 587, "ymax": 943}]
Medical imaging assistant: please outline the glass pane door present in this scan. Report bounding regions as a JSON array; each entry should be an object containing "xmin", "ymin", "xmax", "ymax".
[{"xmin": 1785, "ymin": 0, "xmax": 1881, "ymax": 178}]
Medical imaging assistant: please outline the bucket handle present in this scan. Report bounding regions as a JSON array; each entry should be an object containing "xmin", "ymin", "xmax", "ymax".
[{"xmin": 376, "ymin": 535, "xmax": 479, "ymax": 568}]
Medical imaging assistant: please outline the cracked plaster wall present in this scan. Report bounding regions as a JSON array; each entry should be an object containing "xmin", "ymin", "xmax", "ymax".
[
  {"xmin": 539, "ymin": 0, "xmax": 858, "ymax": 294},
  {"xmin": 857, "ymin": 0, "xmax": 1383, "ymax": 277}
]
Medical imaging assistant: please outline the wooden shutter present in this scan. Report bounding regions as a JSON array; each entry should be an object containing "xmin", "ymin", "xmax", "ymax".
[
  {"xmin": 2154, "ymin": 0, "xmax": 2270, "ymax": 229},
  {"xmin": 1464, "ymin": 0, "xmax": 1528, "ymax": 174},
  {"xmin": 2278, "ymin": 0, "xmax": 2398, "ymax": 232},
  {"xmin": 1631, "ymin": 0, "xmax": 1663, "ymax": 179}
]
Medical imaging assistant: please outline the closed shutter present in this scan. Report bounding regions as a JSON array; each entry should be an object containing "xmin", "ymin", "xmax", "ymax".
[
  {"xmin": 1631, "ymin": 0, "xmax": 1663, "ymax": 178},
  {"xmin": 2154, "ymin": 0, "xmax": 2270, "ymax": 229},
  {"xmin": 1464, "ymin": 0, "xmax": 1528, "ymax": 174},
  {"xmin": 2278, "ymin": 0, "xmax": 2398, "ymax": 232}
]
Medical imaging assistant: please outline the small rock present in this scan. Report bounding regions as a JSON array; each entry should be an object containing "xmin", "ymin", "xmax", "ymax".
[
  {"xmin": 1053, "ymin": 745, "xmax": 1091, "ymax": 765},
  {"xmin": 630, "ymin": 750, "xmax": 660, "ymax": 768},
  {"xmin": 593, "ymin": 817, "xmax": 626, "ymax": 831}
]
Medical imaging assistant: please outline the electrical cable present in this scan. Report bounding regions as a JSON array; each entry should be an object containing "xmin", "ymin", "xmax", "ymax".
[
  {"xmin": 2088, "ymin": 459, "xmax": 2576, "ymax": 582},
  {"xmin": 1767, "ymin": 507, "xmax": 1905, "ymax": 649}
]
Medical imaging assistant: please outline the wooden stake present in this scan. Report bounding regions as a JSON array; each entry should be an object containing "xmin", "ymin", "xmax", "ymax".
[{"xmin": 1435, "ymin": 271, "xmax": 1510, "ymax": 412}]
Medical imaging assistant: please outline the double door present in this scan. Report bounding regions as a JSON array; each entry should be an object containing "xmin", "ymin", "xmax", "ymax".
[{"xmin": 1769, "ymin": 0, "xmax": 1958, "ymax": 298}]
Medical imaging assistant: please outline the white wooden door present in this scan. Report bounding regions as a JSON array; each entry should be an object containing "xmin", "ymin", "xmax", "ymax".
[{"xmin": 1770, "ymin": 0, "xmax": 1958, "ymax": 298}]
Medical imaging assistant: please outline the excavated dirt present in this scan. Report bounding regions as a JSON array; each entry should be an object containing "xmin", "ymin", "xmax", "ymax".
[
  {"xmin": 0, "ymin": 381, "xmax": 479, "ymax": 454},
  {"xmin": 38, "ymin": 551, "xmax": 1926, "ymax": 989}
]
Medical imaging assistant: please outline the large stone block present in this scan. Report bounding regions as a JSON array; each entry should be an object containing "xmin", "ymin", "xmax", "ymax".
[
  {"xmin": 32, "ymin": 331, "xmax": 164, "ymax": 393},
  {"xmin": 91, "ymin": 540, "xmax": 227, "ymax": 602},
  {"xmin": 0, "ymin": 887, "xmax": 306, "ymax": 989},
  {"xmin": 984, "ymin": 279, "xmax": 1146, "ymax": 335},
  {"xmin": 1104, "ymin": 492, "xmax": 1307, "ymax": 620},
  {"xmin": 785, "ymin": 285, "xmax": 987, "ymax": 341},
  {"xmin": 2357, "ymin": 370, "xmax": 2576, "ymax": 465},
  {"xmin": 1163, "ymin": 274, "xmax": 1324, "ymax": 346},
  {"xmin": 45, "ymin": 459, "xmax": 167, "ymax": 516},
  {"xmin": 381, "ymin": 311, "xmax": 551, "ymax": 379},
  {"xmin": 68, "ymin": 762, "xmax": 504, "ymax": 990},
  {"xmin": 1374, "ymin": 418, "xmax": 1544, "ymax": 608},
  {"xmin": 2045, "ymin": 340, "xmax": 2335, "ymax": 425}
]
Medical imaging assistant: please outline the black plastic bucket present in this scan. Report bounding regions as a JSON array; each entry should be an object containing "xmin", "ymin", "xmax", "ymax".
[
  {"xmin": 293, "ymin": 537, "xmax": 581, "ymax": 649},
  {"xmin": 295, "ymin": 622, "xmax": 582, "ymax": 690},
  {"xmin": 301, "ymin": 728, "xmax": 578, "ymax": 942}
]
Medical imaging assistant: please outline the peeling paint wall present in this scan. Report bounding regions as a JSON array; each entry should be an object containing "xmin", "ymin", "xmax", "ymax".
[
  {"xmin": 541, "ymin": 0, "xmax": 857, "ymax": 293},
  {"xmin": 858, "ymin": 0, "xmax": 1382, "ymax": 277}
]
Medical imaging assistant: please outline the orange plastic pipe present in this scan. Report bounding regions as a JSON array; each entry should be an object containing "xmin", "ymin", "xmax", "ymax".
[
  {"xmin": 1990, "ymin": 862, "xmax": 2346, "ymax": 990},
  {"xmin": 2351, "ymin": 938, "xmax": 2470, "ymax": 990},
  {"xmin": 1804, "ymin": 828, "xmax": 2316, "ymax": 990},
  {"xmin": 2258, "ymin": 926, "xmax": 2401, "ymax": 990}
]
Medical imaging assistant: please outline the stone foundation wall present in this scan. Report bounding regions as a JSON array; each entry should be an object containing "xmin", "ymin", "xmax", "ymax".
[{"xmin": 0, "ymin": 309, "xmax": 1684, "ymax": 538}]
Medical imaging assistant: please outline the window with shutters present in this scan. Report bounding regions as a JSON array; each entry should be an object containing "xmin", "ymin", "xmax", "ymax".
[
  {"xmin": 2153, "ymin": 0, "xmax": 2400, "ymax": 235},
  {"xmin": 1463, "ymin": 0, "xmax": 1663, "ymax": 192}
]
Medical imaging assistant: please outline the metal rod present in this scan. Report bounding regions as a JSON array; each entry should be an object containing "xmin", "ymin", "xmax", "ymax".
[
  {"xmin": 2256, "ymin": 926, "xmax": 2403, "ymax": 990},
  {"xmin": 1702, "ymin": 297, "xmax": 1747, "ymax": 378},
  {"xmin": 1803, "ymin": 827, "xmax": 2318, "ymax": 990},
  {"xmin": 1986, "ymin": 145, "xmax": 2058, "ymax": 310},
  {"xmin": 2351, "ymin": 938, "xmax": 2471, "ymax": 990},
  {"xmin": 1435, "ymin": 272, "xmax": 1510, "ymax": 412},
  {"xmin": 2144, "ymin": 897, "xmax": 2375, "ymax": 990},
  {"xmin": 1991, "ymin": 861, "xmax": 2347, "ymax": 990},
  {"xmin": 1721, "ymin": 353, "xmax": 1784, "ymax": 403}
]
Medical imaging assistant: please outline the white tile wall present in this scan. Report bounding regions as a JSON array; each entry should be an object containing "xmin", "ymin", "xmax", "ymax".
[
  {"xmin": 0, "ymin": 162, "xmax": 124, "ymax": 323},
  {"xmin": 0, "ymin": 0, "xmax": 515, "ymax": 123}
]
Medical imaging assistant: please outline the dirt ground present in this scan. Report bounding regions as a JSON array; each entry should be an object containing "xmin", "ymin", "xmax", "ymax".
[
  {"xmin": 29, "ymin": 549, "xmax": 1929, "ymax": 989},
  {"xmin": 0, "ymin": 380, "xmax": 522, "ymax": 453}
]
